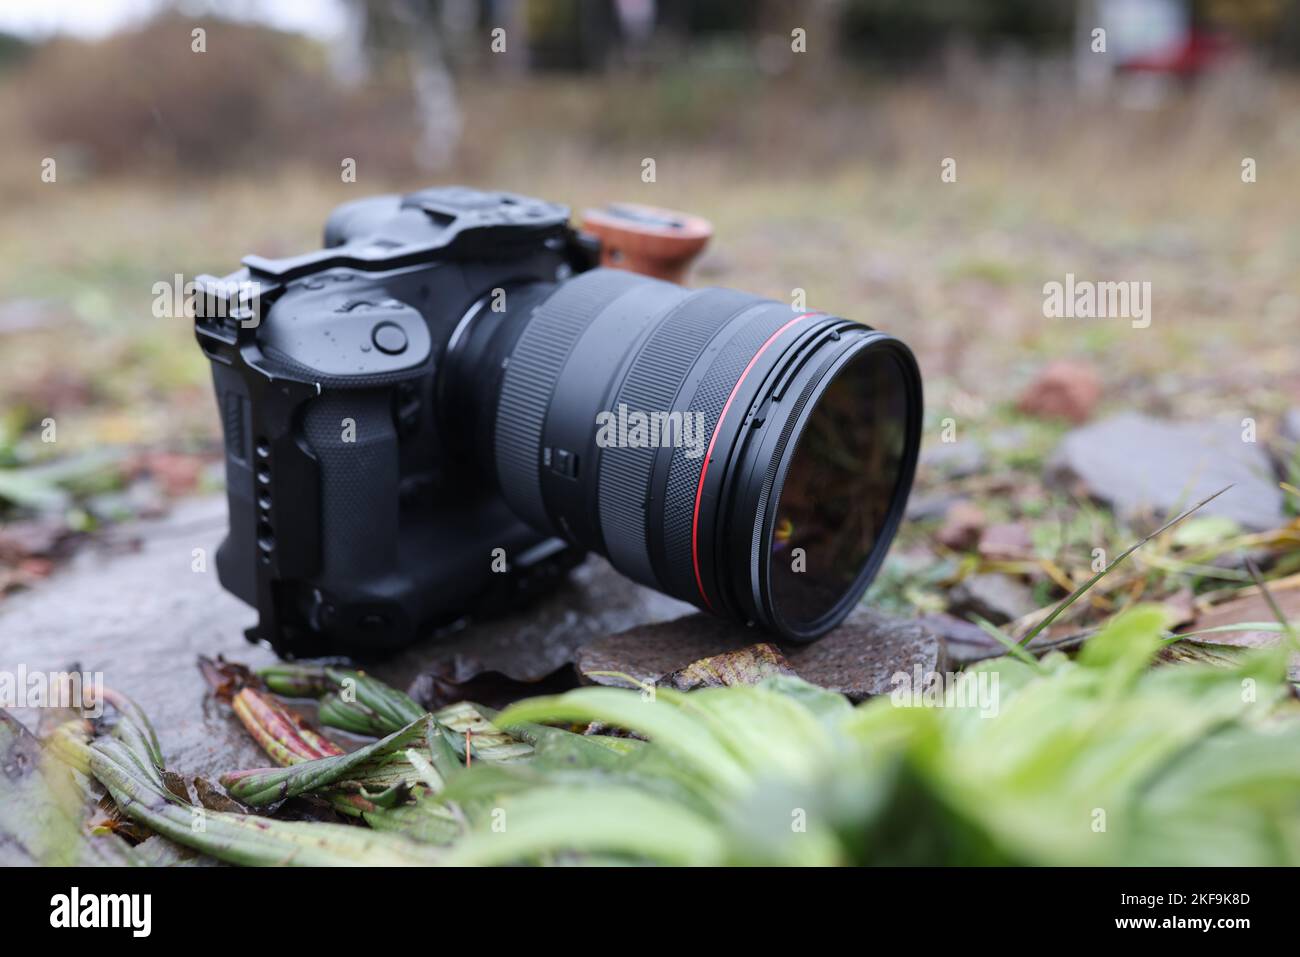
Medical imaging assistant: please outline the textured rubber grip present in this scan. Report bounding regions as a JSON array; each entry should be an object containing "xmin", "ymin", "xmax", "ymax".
[{"xmin": 301, "ymin": 391, "xmax": 399, "ymax": 582}]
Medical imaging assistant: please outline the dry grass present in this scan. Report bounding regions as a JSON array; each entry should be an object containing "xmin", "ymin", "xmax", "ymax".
[{"xmin": 1, "ymin": 72, "xmax": 1298, "ymax": 456}]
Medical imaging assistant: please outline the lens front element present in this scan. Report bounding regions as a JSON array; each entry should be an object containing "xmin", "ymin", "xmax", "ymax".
[{"xmin": 766, "ymin": 346, "xmax": 913, "ymax": 634}]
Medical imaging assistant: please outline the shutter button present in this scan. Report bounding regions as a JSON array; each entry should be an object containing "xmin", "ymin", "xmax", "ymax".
[{"xmin": 371, "ymin": 322, "xmax": 408, "ymax": 355}]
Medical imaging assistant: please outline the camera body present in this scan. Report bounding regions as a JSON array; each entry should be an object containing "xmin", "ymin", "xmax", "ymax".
[
  {"xmin": 197, "ymin": 186, "xmax": 923, "ymax": 659},
  {"xmin": 195, "ymin": 187, "xmax": 596, "ymax": 657}
]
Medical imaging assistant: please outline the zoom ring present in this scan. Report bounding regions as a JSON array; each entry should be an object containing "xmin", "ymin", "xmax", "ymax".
[
  {"xmin": 494, "ymin": 269, "xmax": 647, "ymax": 532},
  {"xmin": 596, "ymin": 288, "xmax": 760, "ymax": 589}
]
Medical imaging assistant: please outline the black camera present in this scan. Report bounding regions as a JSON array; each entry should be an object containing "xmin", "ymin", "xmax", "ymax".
[{"xmin": 194, "ymin": 186, "xmax": 922, "ymax": 658}]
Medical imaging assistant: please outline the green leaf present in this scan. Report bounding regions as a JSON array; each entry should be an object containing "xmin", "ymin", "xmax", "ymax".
[
  {"xmin": 499, "ymin": 688, "xmax": 753, "ymax": 797},
  {"xmin": 1170, "ymin": 515, "xmax": 1240, "ymax": 549},
  {"xmin": 0, "ymin": 469, "xmax": 69, "ymax": 511},
  {"xmin": 221, "ymin": 715, "xmax": 434, "ymax": 806},
  {"xmin": 73, "ymin": 700, "xmax": 441, "ymax": 866},
  {"xmin": 442, "ymin": 786, "xmax": 726, "ymax": 866},
  {"xmin": 1078, "ymin": 604, "xmax": 1168, "ymax": 676}
]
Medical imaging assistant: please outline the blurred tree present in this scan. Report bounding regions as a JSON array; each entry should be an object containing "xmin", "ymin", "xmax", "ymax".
[
  {"xmin": 0, "ymin": 31, "xmax": 32, "ymax": 72},
  {"xmin": 837, "ymin": 0, "xmax": 1075, "ymax": 67},
  {"xmin": 13, "ymin": 13, "xmax": 427, "ymax": 178},
  {"xmin": 656, "ymin": 0, "xmax": 760, "ymax": 35},
  {"xmin": 524, "ymin": 0, "xmax": 619, "ymax": 70},
  {"xmin": 341, "ymin": 0, "xmax": 473, "ymax": 169},
  {"xmin": 1204, "ymin": 0, "xmax": 1300, "ymax": 64}
]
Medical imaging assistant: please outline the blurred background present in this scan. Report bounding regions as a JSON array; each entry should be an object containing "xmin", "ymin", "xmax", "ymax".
[{"xmin": 0, "ymin": 0, "xmax": 1298, "ymax": 612}]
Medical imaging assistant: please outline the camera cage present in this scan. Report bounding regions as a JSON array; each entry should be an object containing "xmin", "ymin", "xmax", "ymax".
[{"xmin": 192, "ymin": 189, "xmax": 599, "ymax": 655}]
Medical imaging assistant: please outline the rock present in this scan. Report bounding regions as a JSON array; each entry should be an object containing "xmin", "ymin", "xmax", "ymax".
[
  {"xmin": 918, "ymin": 612, "xmax": 1089, "ymax": 666},
  {"xmin": 576, "ymin": 616, "xmax": 754, "ymax": 686},
  {"xmin": 1178, "ymin": 586, "xmax": 1300, "ymax": 647},
  {"xmin": 577, "ymin": 606, "xmax": 947, "ymax": 703},
  {"xmin": 409, "ymin": 660, "xmax": 578, "ymax": 713},
  {"xmin": 1159, "ymin": 587, "xmax": 1197, "ymax": 630},
  {"xmin": 986, "ymin": 426, "xmax": 1032, "ymax": 456},
  {"xmin": 1275, "ymin": 410, "xmax": 1300, "ymax": 475},
  {"xmin": 1017, "ymin": 360, "xmax": 1101, "ymax": 424},
  {"xmin": 0, "ymin": 517, "xmax": 74, "ymax": 563},
  {"xmin": 382, "ymin": 557, "xmax": 693, "ymax": 694},
  {"xmin": 127, "ymin": 450, "xmax": 208, "ymax": 499},
  {"xmin": 1046, "ymin": 413, "xmax": 1287, "ymax": 532},
  {"xmin": 906, "ymin": 491, "xmax": 961, "ymax": 522},
  {"xmin": 662, "ymin": 643, "xmax": 795, "ymax": 691},
  {"xmin": 86, "ymin": 477, "xmax": 167, "ymax": 523},
  {"xmin": 0, "ymin": 495, "xmax": 693, "ymax": 781},
  {"xmin": 947, "ymin": 573, "xmax": 1037, "ymax": 625},
  {"xmin": 791, "ymin": 609, "xmax": 947, "ymax": 701},
  {"xmin": 935, "ymin": 501, "xmax": 986, "ymax": 551},
  {"xmin": 920, "ymin": 439, "xmax": 986, "ymax": 479},
  {"xmin": 1171, "ymin": 586, "xmax": 1300, "ymax": 681},
  {"xmin": 1281, "ymin": 409, "xmax": 1300, "ymax": 446},
  {"xmin": 0, "ymin": 497, "xmax": 276, "ymax": 782},
  {"xmin": 977, "ymin": 522, "xmax": 1035, "ymax": 561},
  {"xmin": 917, "ymin": 613, "xmax": 997, "ymax": 666}
]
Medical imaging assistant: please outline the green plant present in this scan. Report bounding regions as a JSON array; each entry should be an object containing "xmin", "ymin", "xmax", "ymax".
[{"xmin": 443, "ymin": 606, "xmax": 1300, "ymax": 865}]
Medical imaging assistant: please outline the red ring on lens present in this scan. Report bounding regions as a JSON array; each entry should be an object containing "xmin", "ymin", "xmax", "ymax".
[{"xmin": 690, "ymin": 313, "xmax": 815, "ymax": 609}]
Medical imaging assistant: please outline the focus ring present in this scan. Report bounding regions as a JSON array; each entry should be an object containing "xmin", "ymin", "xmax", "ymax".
[
  {"xmin": 494, "ymin": 269, "xmax": 645, "ymax": 532},
  {"xmin": 596, "ymin": 288, "xmax": 759, "ymax": 588}
]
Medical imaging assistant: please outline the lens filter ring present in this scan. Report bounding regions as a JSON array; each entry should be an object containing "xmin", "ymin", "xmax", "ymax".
[{"xmin": 715, "ymin": 330, "xmax": 923, "ymax": 639}]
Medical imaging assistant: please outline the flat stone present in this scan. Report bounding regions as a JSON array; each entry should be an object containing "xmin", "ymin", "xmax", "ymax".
[
  {"xmin": 792, "ymin": 609, "xmax": 947, "ymax": 700},
  {"xmin": 935, "ymin": 501, "xmax": 986, "ymax": 551},
  {"xmin": 977, "ymin": 522, "xmax": 1035, "ymax": 561},
  {"xmin": 662, "ymin": 643, "xmax": 796, "ymax": 691},
  {"xmin": 0, "ymin": 496, "xmax": 693, "ymax": 781},
  {"xmin": 0, "ymin": 497, "xmax": 276, "ymax": 782},
  {"xmin": 1180, "ymin": 586, "xmax": 1300, "ymax": 646},
  {"xmin": 377, "ymin": 558, "xmax": 693, "ymax": 693},
  {"xmin": 906, "ymin": 491, "xmax": 961, "ymax": 522},
  {"xmin": 919, "ymin": 439, "xmax": 986, "ymax": 479},
  {"xmin": 919, "ymin": 612, "xmax": 1002, "ymax": 666},
  {"xmin": 578, "ymin": 606, "xmax": 947, "ymax": 703},
  {"xmin": 1281, "ymin": 409, "xmax": 1300, "ymax": 446},
  {"xmin": 1172, "ymin": 586, "xmax": 1300, "ymax": 681},
  {"xmin": 575, "ymin": 616, "xmax": 753, "ymax": 685},
  {"xmin": 1276, "ymin": 410, "xmax": 1300, "ymax": 474},
  {"xmin": 1046, "ymin": 412, "xmax": 1287, "ymax": 532},
  {"xmin": 947, "ymin": 573, "xmax": 1037, "ymax": 625}
]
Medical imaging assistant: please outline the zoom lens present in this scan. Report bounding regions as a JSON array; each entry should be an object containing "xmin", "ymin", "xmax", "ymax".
[{"xmin": 483, "ymin": 267, "xmax": 921, "ymax": 641}]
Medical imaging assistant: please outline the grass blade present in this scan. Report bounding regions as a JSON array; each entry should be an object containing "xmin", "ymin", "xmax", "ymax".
[
  {"xmin": 970, "ymin": 614, "xmax": 1044, "ymax": 669},
  {"xmin": 1244, "ymin": 556, "xmax": 1300, "ymax": 652},
  {"xmin": 1017, "ymin": 484, "xmax": 1233, "ymax": 648}
]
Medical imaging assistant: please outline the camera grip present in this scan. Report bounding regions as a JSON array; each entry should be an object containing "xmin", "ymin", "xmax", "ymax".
[{"xmin": 299, "ymin": 390, "xmax": 400, "ymax": 589}]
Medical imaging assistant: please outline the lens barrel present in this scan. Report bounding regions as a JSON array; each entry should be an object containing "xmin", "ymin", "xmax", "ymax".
[{"xmin": 473, "ymin": 267, "xmax": 921, "ymax": 641}]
